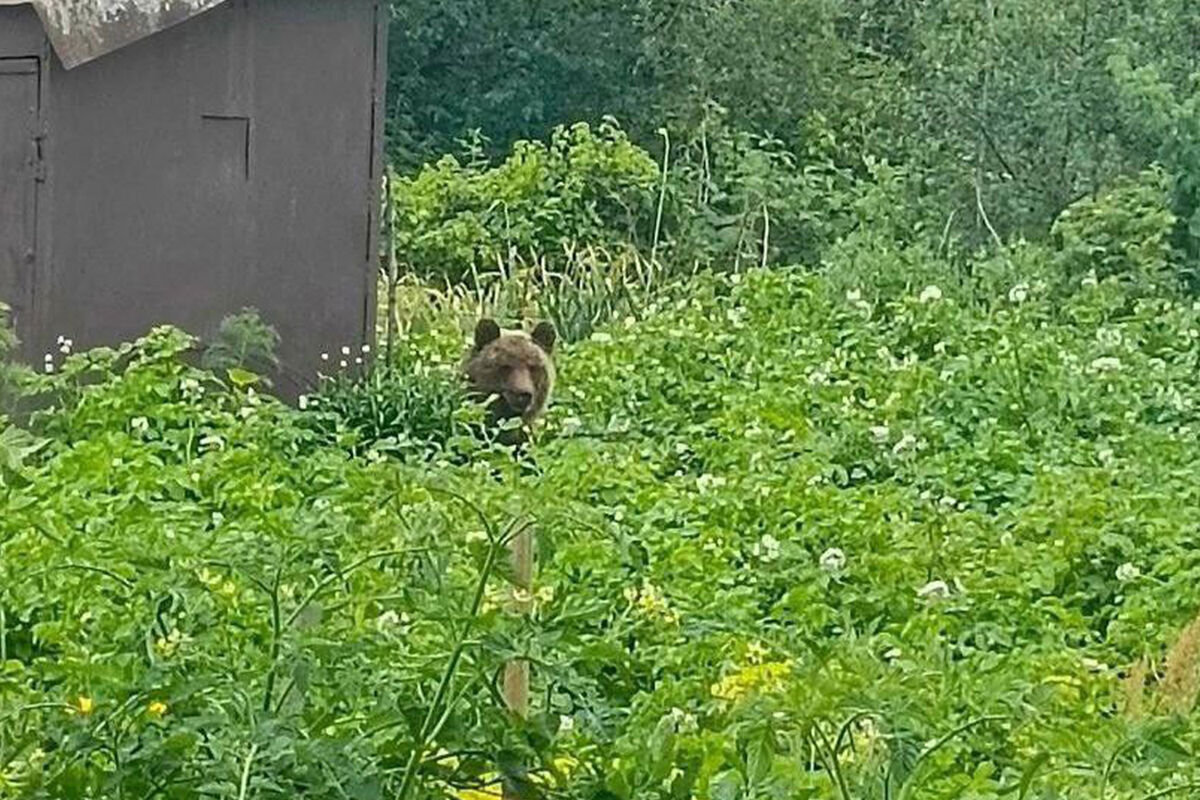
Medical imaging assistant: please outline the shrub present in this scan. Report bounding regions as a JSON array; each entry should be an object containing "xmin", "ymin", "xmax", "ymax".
[
  {"xmin": 302, "ymin": 326, "xmax": 470, "ymax": 461},
  {"xmin": 1051, "ymin": 167, "xmax": 1179, "ymax": 295},
  {"xmin": 391, "ymin": 120, "xmax": 659, "ymax": 285},
  {"xmin": 200, "ymin": 307, "xmax": 282, "ymax": 381}
]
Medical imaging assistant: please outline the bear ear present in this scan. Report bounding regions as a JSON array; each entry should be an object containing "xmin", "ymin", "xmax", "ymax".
[
  {"xmin": 474, "ymin": 318, "xmax": 501, "ymax": 349},
  {"xmin": 531, "ymin": 321, "xmax": 557, "ymax": 354}
]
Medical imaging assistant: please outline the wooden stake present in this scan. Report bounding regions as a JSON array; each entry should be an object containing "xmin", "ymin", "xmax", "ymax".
[{"xmin": 502, "ymin": 526, "xmax": 533, "ymax": 799}]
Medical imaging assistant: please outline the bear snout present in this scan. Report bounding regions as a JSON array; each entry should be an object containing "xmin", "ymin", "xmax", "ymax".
[{"xmin": 505, "ymin": 390, "xmax": 534, "ymax": 413}]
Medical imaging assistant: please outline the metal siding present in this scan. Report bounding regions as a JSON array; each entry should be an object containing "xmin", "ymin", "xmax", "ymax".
[
  {"xmin": 240, "ymin": 0, "xmax": 380, "ymax": 391},
  {"xmin": 0, "ymin": 5, "xmax": 47, "ymax": 54},
  {"xmin": 0, "ymin": 58, "xmax": 40, "ymax": 350},
  {"xmin": 41, "ymin": 0, "xmax": 380, "ymax": 396}
]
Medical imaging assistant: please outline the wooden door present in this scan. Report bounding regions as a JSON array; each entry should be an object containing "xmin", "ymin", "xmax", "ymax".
[{"xmin": 0, "ymin": 57, "xmax": 40, "ymax": 346}]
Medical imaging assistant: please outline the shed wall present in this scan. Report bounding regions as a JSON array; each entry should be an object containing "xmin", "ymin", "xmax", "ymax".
[
  {"xmin": 0, "ymin": 6, "xmax": 48, "ymax": 355},
  {"xmin": 1, "ymin": 0, "xmax": 384, "ymax": 395}
]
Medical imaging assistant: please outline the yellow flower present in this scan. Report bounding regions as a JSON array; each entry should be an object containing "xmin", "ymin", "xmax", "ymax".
[
  {"xmin": 148, "ymin": 701, "xmax": 168, "ymax": 718},
  {"xmin": 552, "ymin": 755, "xmax": 579, "ymax": 777},
  {"xmin": 627, "ymin": 582, "xmax": 680, "ymax": 625},
  {"xmin": 450, "ymin": 781, "xmax": 501, "ymax": 800},
  {"xmin": 746, "ymin": 641, "xmax": 768, "ymax": 664},
  {"xmin": 710, "ymin": 661, "xmax": 792, "ymax": 702},
  {"xmin": 74, "ymin": 696, "xmax": 94, "ymax": 715}
]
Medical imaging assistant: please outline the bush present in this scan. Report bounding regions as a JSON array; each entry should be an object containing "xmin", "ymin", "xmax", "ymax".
[
  {"xmin": 1051, "ymin": 167, "xmax": 1179, "ymax": 295},
  {"xmin": 301, "ymin": 324, "xmax": 472, "ymax": 461},
  {"xmin": 200, "ymin": 307, "xmax": 282, "ymax": 381},
  {"xmin": 391, "ymin": 120, "xmax": 659, "ymax": 285}
]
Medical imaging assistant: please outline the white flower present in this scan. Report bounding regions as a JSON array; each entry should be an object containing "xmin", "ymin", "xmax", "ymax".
[
  {"xmin": 919, "ymin": 285, "xmax": 943, "ymax": 303},
  {"xmin": 917, "ymin": 580, "xmax": 950, "ymax": 599},
  {"xmin": 211, "ymin": 511, "xmax": 225, "ymax": 528},
  {"xmin": 1115, "ymin": 562, "xmax": 1140, "ymax": 583},
  {"xmin": 298, "ymin": 395, "xmax": 309, "ymax": 411},
  {"xmin": 559, "ymin": 715, "xmax": 576, "ymax": 734},
  {"xmin": 361, "ymin": 344, "xmax": 371, "ymax": 354},
  {"xmin": 819, "ymin": 547, "xmax": 846, "ymax": 572},
  {"xmin": 753, "ymin": 534, "xmax": 781, "ymax": 562},
  {"xmin": 340, "ymin": 346, "xmax": 351, "ymax": 356},
  {"xmin": 199, "ymin": 434, "xmax": 225, "ymax": 451},
  {"xmin": 321, "ymin": 353, "xmax": 330, "ymax": 361},
  {"xmin": 180, "ymin": 377, "xmax": 203, "ymax": 399},
  {"xmin": 43, "ymin": 352, "xmax": 53, "ymax": 363},
  {"xmin": 376, "ymin": 610, "xmax": 402, "ymax": 629},
  {"xmin": 870, "ymin": 425, "xmax": 891, "ymax": 443},
  {"xmin": 1096, "ymin": 327, "xmax": 1123, "ymax": 348},
  {"xmin": 44, "ymin": 361, "xmax": 55, "ymax": 374},
  {"xmin": 667, "ymin": 707, "xmax": 698, "ymax": 733},
  {"xmin": 1008, "ymin": 283, "xmax": 1029, "ymax": 304},
  {"xmin": 883, "ymin": 647, "xmax": 902, "ymax": 661},
  {"xmin": 130, "ymin": 417, "xmax": 150, "ymax": 433},
  {"xmin": 355, "ymin": 357, "xmax": 363, "ymax": 365},
  {"xmin": 1090, "ymin": 356, "xmax": 1122, "ymax": 372},
  {"xmin": 339, "ymin": 360, "xmax": 348, "ymax": 369}
]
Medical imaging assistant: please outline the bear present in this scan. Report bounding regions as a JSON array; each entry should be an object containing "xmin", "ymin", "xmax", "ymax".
[{"xmin": 462, "ymin": 318, "xmax": 557, "ymax": 444}]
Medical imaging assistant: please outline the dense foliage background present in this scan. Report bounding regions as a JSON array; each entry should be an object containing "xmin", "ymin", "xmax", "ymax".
[
  {"xmin": 385, "ymin": 0, "xmax": 1200, "ymax": 268},
  {"xmin": 4, "ymin": 1, "xmax": 1200, "ymax": 797}
]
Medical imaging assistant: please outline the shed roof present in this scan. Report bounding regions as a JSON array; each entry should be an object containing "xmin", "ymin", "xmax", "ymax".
[{"xmin": 0, "ymin": 0, "xmax": 228, "ymax": 69}]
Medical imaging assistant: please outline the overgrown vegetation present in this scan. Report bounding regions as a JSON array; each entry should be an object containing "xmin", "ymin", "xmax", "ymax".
[
  {"xmin": 386, "ymin": 0, "xmax": 1200, "ymax": 264},
  {"xmin": 5, "ymin": 219, "xmax": 1200, "ymax": 795},
  {"xmin": 4, "ymin": 1, "xmax": 1200, "ymax": 797}
]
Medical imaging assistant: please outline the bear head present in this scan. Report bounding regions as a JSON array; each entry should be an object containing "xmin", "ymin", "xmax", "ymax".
[{"xmin": 462, "ymin": 318, "xmax": 557, "ymax": 432}]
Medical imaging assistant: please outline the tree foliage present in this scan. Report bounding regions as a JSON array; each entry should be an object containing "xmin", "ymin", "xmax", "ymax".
[{"xmin": 384, "ymin": 0, "xmax": 1200, "ymax": 265}]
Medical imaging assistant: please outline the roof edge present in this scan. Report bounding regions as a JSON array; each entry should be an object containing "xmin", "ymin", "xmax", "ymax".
[{"xmin": 25, "ymin": 0, "xmax": 228, "ymax": 69}]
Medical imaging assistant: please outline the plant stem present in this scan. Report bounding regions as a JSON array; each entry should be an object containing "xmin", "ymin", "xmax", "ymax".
[
  {"xmin": 237, "ymin": 743, "xmax": 259, "ymax": 800},
  {"xmin": 651, "ymin": 128, "xmax": 671, "ymax": 266},
  {"xmin": 396, "ymin": 522, "xmax": 518, "ymax": 800}
]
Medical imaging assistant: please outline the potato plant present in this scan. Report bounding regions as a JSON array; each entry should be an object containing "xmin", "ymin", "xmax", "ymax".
[{"xmin": 2, "ymin": 255, "xmax": 1200, "ymax": 798}]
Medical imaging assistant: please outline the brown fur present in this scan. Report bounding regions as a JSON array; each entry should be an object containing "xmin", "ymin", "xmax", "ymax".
[{"xmin": 462, "ymin": 318, "xmax": 556, "ymax": 442}]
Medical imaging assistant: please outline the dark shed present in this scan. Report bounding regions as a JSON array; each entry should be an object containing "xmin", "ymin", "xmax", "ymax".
[{"xmin": 0, "ymin": 0, "xmax": 387, "ymax": 394}]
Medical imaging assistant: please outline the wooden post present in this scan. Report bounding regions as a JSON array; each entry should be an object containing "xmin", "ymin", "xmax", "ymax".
[
  {"xmin": 503, "ymin": 527, "xmax": 533, "ymax": 715},
  {"xmin": 502, "ymin": 526, "xmax": 533, "ymax": 799}
]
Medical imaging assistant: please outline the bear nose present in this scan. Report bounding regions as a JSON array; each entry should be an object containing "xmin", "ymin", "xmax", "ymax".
[{"xmin": 510, "ymin": 391, "xmax": 533, "ymax": 411}]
